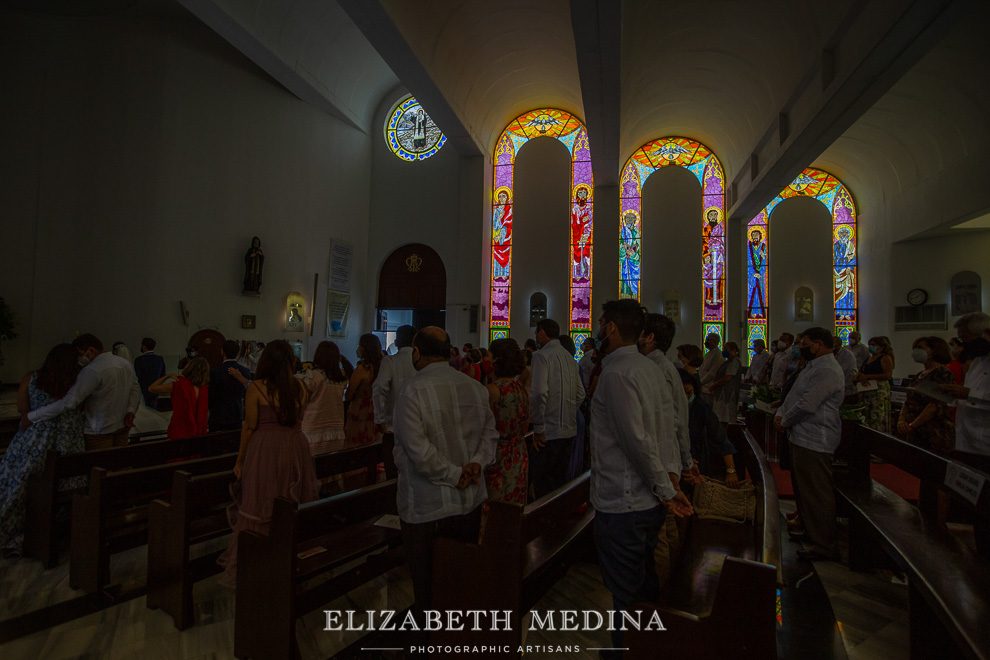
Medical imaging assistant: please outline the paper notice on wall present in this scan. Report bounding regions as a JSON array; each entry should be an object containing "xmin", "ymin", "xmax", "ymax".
[
  {"xmin": 328, "ymin": 241, "xmax": 354, "ymax": 292},
  {"xmin": 326, "ymin": 291, "xmax": 350, "ymax": 338},
  {"xmin": 944, "ymin": 462, "xmax": 986, "ymax": 506}
]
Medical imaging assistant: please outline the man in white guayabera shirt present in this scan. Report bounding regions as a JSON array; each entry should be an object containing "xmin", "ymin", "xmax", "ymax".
[
  {"xmin": 373, "ymin": 323, "xmax": 418, "ymax": 461},
  {"xmin": 529, "ymin": 317, "xmax": 585, "ymax": 499},
  {"xmin": 23, "ymin": 333, "xmax": 140, "ymax": 450},
  {"xmin": 392, "ymin": 326, "xmax": 498, "ymax": 632},
  {"xmin": 774, "ymin": 326, "xmax": 845, "ymax": 562},
  {"xmin": 591, "ymin": 299, "xmax": 693, "ymax": 658}
]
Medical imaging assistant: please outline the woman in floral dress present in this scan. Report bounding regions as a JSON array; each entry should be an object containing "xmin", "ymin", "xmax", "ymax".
[
  {"xmin": 855, "ymin": 336, "xmax": 894, "ymax": 433},
  {"xmin": 0, "ymin": 344, "xmax": 85, "ymax": 557},
  {"xmin": 483, "ymin": 339, "xmax": 531, "ymax": 509},
  {"xmin": 345, "ymin": 334, "xmax": 382, "ymax": 444}
]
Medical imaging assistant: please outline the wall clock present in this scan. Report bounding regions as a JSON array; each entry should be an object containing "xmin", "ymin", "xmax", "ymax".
[{"xmin": 907, "ymin": 288, "xmax": 928, "ymax": 306}]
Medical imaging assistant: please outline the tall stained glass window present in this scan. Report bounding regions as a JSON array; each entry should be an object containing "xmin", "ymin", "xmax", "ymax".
[
  {"xmin": 384, "ymin": 96, "xmax": 446, "ymax": 161},
  {"xmin": 489, "ymin": 109, "xmax": 593, "ymax": 351},
  {"xmin": 745, "ymin": 168, "xmax": 858, "ymax": 361},
  {"xmin": 619, "ymin": 137, "xmax": 726, "ymax": 346}
]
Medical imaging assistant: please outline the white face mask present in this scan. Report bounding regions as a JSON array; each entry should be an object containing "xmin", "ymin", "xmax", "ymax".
[
  {"xmin": 777, "ymin": 340, "xmax": 787, "ymax": 350},
  {"xmin": 78, "ymin": 351, "xmax": 92, "ymax": 367},
  {"xmin": 849, "ymin": 337, "xmax": 859, "ymax": 345},
  {"xmin": 912, "ymin": 348, "xmax": 929, "ymax": 365}
]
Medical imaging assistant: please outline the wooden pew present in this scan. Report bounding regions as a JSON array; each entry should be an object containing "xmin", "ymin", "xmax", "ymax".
[
  {"xmin": 69, "ymin": 452, "xmax": 238, "ymax": 594},
  {"xmin": 428, "ymin": 471, "xmax": 595, "ymax": 650},
  {"xmin": 834, "ymin": 424, "xmax": 990, "ymax": 658},
  {"xmin": 146, "ymin": 442, "xmax": 391, "ymax": 630},
  {"xmin": 23, "ymin": 430, "xmax": 239, "ymax": 567},
  {"xmin": 625, "ymin": 424, "xmax": 781, "ymax": 658},
  {"xmin": 234, "ymin": 479, "xmax": 403, "ymax": 659}
]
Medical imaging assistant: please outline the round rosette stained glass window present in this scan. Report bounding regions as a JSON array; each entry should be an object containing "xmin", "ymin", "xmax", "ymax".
[{"xmin": 384, "ymin": 96, "xmax": 446, "ymax": 161}]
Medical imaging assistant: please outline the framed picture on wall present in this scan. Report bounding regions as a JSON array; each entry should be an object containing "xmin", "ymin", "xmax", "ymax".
[{"xmin": 241, "ymin": 315, "xmax": 256, "ymax": 329}]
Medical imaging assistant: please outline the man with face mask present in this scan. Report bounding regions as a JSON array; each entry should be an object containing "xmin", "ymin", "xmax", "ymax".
[
  {"xmin": 773, "ymin": 327, "xmax": 845, "ymax": 561},
  {"xmin": 770, "ymin": 332, "xmax": 795, "ymax": 389},
  {"xmin": 392, "ymin": 326, "xmax": 498, "ymax": 631},
  {"xmin": 591, "ymin": 300, "xmax": 693, "ymax": 654},
  {"xmin": 21, "ymin": 333, "xmax": 141, "ymax": 450},
  {"xmin": 847, "ymin": 331, "xmax": 870, "ymax": 369}
]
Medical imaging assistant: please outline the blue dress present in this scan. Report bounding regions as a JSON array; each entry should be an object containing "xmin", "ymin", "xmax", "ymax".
[{"xmin": 0, "ymin": 373, "xmax": 85, "ymax": 552}]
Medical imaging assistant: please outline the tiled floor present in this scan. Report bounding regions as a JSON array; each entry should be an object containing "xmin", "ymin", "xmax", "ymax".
[
  {"xmin": 0, "ymin": 500, "xmax": 928, "ymax": 659},
  {"xmin": 779, "ymin": 500, "xmax": 910, "ymax": 660}
]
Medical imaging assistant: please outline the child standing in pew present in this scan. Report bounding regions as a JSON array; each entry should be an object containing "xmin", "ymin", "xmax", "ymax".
[{"xmin": 218, "ymin": 340, "xmax": 319, "ymax": 588}]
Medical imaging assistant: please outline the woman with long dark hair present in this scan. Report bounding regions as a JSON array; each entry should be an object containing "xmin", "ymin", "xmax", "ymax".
[
  {"xmin": 218, "ymin": 340, "xmax": 319, "ymax": 586},
  {"xmin": 299, "ymin": 341, "xmax": 354, "ymax": 454},
  {"xmin": 483, "ymin": 339, "xmax": 531, "ymax": 510},
  {"xmin": 1, "ymin": 344, "xmax": 85, "ymax": 557},
  {"xmin": 148, "ymin": 357, "xmax": 210, "ymax": 439},
  {"xmin": 344, "ymin": 334, "xmax": 382, "ymax": 444}
]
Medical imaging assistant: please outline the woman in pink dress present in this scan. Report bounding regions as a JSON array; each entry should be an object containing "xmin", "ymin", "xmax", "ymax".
[
  {"xmin": 344, "ymin": 334, "xmax": 382, "ymax": 444},
  {"xmin": 218, "ymin": 340, "xmax": 319, "ymax": 587}
]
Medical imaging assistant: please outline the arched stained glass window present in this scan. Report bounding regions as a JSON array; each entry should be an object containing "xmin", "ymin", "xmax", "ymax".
[
  {"xmin": 619, "ymin": 137, "xmax": 726, "ymax": 346},
  {"xmin": 745, "ymin": 168, "xmax": 858, "ymax": 361},
  {"xmin": 489, "ymin": 109, "xmax": 593, "ymax": 351},
  {"xmin": 384, "ymin": 96, "xmax": 446, "ymax": 161}
]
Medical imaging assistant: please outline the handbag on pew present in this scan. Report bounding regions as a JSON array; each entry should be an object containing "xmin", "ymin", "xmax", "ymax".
[{"xmin": 692, "ymin": 477, "xmax": 756, "ymax": 523}]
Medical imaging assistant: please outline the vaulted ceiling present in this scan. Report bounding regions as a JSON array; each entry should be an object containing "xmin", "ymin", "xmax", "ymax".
[{"xmin": 176, "ymin": 0, "xmax": 988, "ymax": 231}]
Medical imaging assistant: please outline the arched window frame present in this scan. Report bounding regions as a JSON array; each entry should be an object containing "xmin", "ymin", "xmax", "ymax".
[
  {"xmin": 384, "ymin": 95, "xmax": 446, "ymax": 161},
  {"xmin": 619, "ymin": 137, "xmax": 727, "ymax": 346},
  {"xmin": 745, "ymin": 167, "xmax": 858, "ymax": 361},
  {"xmin": 489, "ymin": 109, "xmax": 593, "ymax": 351}
]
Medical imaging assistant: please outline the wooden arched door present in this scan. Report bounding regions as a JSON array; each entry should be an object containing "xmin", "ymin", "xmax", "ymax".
[{"xmin": 378, "ymin": 244, "xmax": 447, "ymax": 329}]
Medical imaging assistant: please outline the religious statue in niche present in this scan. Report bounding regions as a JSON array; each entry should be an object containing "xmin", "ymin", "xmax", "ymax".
[
  {"xmin": 620, "ymin": 210, "xmax": 641, "ymax": 299},
  {"xmin": 492, "ymin": 187, "xmax": 513, "ymax": 278},
  {"xmin": 243, "ymin": 236, "xmax": 264, "ymax": 295},
  {"xmin": 833, "ymin": 225, "xmax": 856, "ymax": 311},
  {"xmin": 286, "ymin": 291, "xmax": 305, "ymax": 332},
  {"xmin": 795, "ymin": 286, "xmax": 814, "ymax": 322},
  {"xmin": 571, "ymin": 184, "xmax": 593, "ymax": 280},
  {"xmin": 747, "ymin": 226, "xmax": 768, "ymax": 319},
  {"xmin": 951, "ymin": 271, "xmax": 982, "ymax": 315},
  {"xmin": 529, "ymin": 292, "xmax": 547, "ymax": 327}
]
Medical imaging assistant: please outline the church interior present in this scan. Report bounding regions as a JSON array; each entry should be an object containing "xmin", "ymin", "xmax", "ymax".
[{"xmin": 2, "ymin": 0, "xmax": 989, "ymax": 658}]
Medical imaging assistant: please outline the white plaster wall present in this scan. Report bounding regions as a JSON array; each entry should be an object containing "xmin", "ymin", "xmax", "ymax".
[
  {"xmin": 641, "ymin": 166, "xmax": 705, "ymax": 355},
  {"xmin": 366, "ymin": 89, "xmax": 484, "ymax": 350},
  {"xmin": 510, "ymin": 137, "xmax": 572, "ymax": 341},
  {"xmin": 767, "ymin": 196, "xmax": 835, "ymax": 340},
  {"xmin": 887, "ymin": 231, "xmax": 990, "ymax": 378},
  {"xmin": 0, "ymin": 9, "xmax": 373, "ymax": 381}
]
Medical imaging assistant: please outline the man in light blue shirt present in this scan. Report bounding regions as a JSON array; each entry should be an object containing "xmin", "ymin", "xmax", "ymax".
[
  {"xmin": 591, "ymin": 300, "xmax": 693, "ymax": 655},
  {"xmin": 775, "ymin": 326, "xmax": 845, "ymax": 560}
]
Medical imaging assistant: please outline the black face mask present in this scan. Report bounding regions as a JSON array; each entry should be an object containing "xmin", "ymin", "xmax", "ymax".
[
  {"xmin": 799, "ymin": 346, "xmax": 816, "ymax": 361},
  {"xmin": 963, "ymin": 337, "xmax": 990, "ymax": 357}
]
